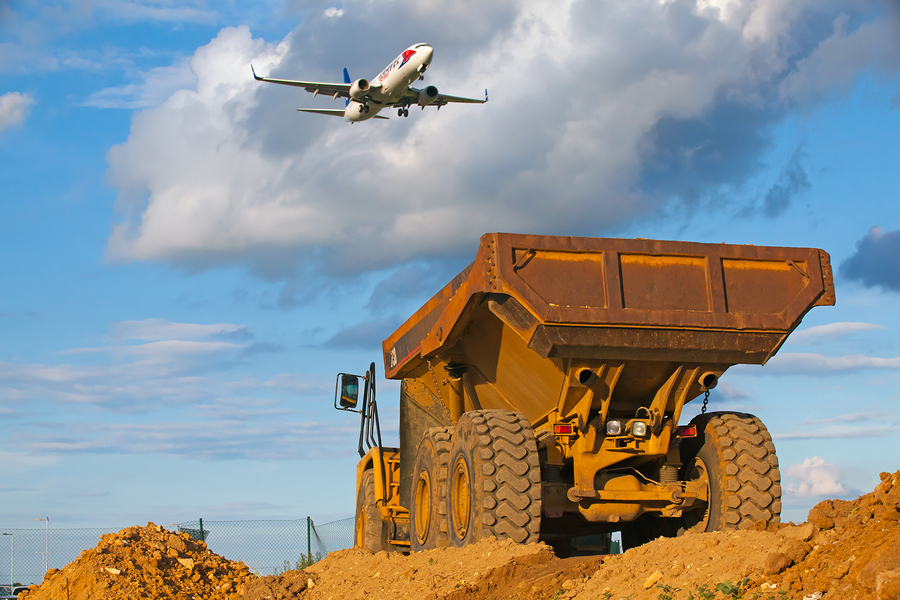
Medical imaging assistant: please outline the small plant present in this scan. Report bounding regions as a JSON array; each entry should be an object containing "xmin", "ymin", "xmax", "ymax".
[
  {"xmin": 551, "ymin": 588, "xmax": 566, "ymax": 600},
  {"xmin": 601, "ymin": 592, "xmax": 613, "ymax": 600},
  {"xmin": 696, "ymin": 584, "xmax": 716, "ymax": 600},
  {"xmin": 428, "ymin": 557, "xmax": 434, "ymax": 565},
  {"xmin": 272, "ymin": 551, "xmax": 324, "ymax": 574},
  {"xmin": 716, "ymin": 578, "xmax": 751, "ymax": 599},
  {"xmin": 657, "ymin": 583, "xmax": 680, "ymax": 600}
]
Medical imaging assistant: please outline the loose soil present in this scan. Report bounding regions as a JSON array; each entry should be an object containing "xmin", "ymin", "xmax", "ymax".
[
  {"xmin": 19, "ymin": 524, "xmax": 254, "ymax": 600},
  {"xmin": 20, "ymin": 470, "xmax": 900, "ymax": 600}
]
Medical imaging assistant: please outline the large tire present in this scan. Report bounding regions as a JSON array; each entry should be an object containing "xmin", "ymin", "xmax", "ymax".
[
  {"xmin": 681, "ymin": 411, "xmax": 782, "ymax": 531},
  {"xmin": 411, "ymin": 427, "xmax": 453, "ymax": 551},
  {"xmin": 447, "ymin": 410, "xmax": 542, "ymax": 547},
  {"xmin": 355, "ymin": 470, "xmax": 388, "ymax": 552}
]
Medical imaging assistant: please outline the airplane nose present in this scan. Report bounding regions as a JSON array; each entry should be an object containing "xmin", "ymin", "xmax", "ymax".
[{"xmin": 421, "ymin": 45, "xmax": 433, "ymax": 62}]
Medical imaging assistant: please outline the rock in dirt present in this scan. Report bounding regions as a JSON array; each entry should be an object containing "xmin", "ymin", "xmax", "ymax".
[{"xmin": 19, "ymin": 523, "xmax": 255, "ymax": 600}]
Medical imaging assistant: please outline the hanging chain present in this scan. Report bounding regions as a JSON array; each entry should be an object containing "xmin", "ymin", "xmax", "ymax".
[{"xmin": 701, "ymin": 389, "xmax": 710, "ymax": 414}]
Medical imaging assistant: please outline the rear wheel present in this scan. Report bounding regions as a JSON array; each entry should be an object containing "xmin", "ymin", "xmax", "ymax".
[
  {"xmin": 355, "ymin": 470, "xmax": 387, "ymax": 552},
  {"xmin": 411, "ymin": 427, "xmax": 453, "ymax": 551},
  {"xmin": 447, "ymin": 410, "xmax": 542, "ymax": 546},
  {"xmin": 681, "ymin": 411, "xmax": 781, "ymax": 531}
]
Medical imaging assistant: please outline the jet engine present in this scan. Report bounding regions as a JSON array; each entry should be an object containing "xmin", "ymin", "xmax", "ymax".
[
  {"xmin": 417, "ymin": 86, "xmax": 439, "ymax": 106},
  {"xmin": 349, "ymin": 79, "xmax": 370, "ymax": 99}
]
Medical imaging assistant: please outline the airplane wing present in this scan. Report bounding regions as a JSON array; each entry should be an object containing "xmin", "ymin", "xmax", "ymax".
[
  {"xmin": 400, "ymin": 87, "xmax": 488, "ymax": 107},
  {"xmin": 297, "ymin": 108, "xmax": 389, "ymax": 120},
  {"xmin": 253, "ymin": 65, "xmax": 352, "ymax": 99},
  {"xmin": 434, "ymin": 89, "xmax": 489, "ymax": 105}
]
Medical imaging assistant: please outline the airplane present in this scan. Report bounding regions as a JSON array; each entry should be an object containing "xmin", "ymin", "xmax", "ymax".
[{"xmin": 251, "ymin": 43, "xmax": 487, "ymax": 122}]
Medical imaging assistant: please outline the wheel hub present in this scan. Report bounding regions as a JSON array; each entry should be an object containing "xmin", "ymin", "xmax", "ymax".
[
  {"xmin": 451, "ymin": 456, "xmax": 471, "ymax": 539},
  {"xmin": 685, "ymin": 457, "xmax": 711, "ymax": 532},
  {"xmin": 414, "ymin": 470, "xmax": 432, "ymax": 545}
]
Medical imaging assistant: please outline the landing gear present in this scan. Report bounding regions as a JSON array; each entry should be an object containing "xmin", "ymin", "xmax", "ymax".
[{"xmin": 397, "ymin": 108, "xmax": 409, "ymax": 117}]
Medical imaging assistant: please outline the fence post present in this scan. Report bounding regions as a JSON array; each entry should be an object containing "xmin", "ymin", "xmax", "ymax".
[
  {"xmin": 307, "ymin": 517, "xmax": 311, "ymax": 561},
  {"xmin": 199, "ymin": 518, "xmax": 205, "ymax": 543}
]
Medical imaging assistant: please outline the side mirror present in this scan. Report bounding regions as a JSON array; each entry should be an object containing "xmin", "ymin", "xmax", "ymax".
[{"xmin": 339, "ymin": 374, "xmax": 360, "ymax": 409}]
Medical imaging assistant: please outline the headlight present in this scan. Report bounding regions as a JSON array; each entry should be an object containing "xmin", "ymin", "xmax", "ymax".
[
  {"xmin": 631, "ymin": 421, "xmax": 648, "ymax": 437},
  {"xmin": 605, "ymin": 420, "xmax": 623, "ymax": 436}
]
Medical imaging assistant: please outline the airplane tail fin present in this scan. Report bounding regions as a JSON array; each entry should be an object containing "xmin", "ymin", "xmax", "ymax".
[{"xmin": 343, "ymin": 68, "xmax": 351, "ymax": 107}]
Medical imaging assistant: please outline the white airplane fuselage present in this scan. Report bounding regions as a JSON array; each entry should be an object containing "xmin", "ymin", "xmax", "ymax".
[{"xmin": 345, "ymin": 43, "xmax": 434, "ymax": 121}]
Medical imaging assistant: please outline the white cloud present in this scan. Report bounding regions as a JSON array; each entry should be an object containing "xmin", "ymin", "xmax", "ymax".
[
  {"xmin": 23, "ymin": 418, "xmax": 358, "ymax": 460},
  {"xmin": 774, "ymin": 426, "xmax": 899, "ymax": 440},
  {"xmin": 91, "ymin": 0, "xmax": 218, "ymax": 24},
  {"xmin": 763, "ymin": 352, "xmax": 900, "ymax": 375},
  {"xmin": 788, "ymin": 322, "xmax": 885, "ymax": 344},
  {"xmin": 101, "ymin": 2, "xmax": 899, "ymax": 280},
  {"xmin": 84, "ymin": 57, "xmax": 198, "ymax": 109},
  {"xmin": 324, "ymin": 7, "xmax": 344, "ymax": 18},
  {"xmin": 0, "ymin": 452, "xmax": 58, "ymax": 473},
  {"xmin": 801, "ymin": 412, "xmax": 880, "ymax": 425},
  {"xmin": 0, "ymin": 92, "xmax": 35, "ymax": 136},
  {"xmin": 111, "ymin": 318, "xmax": 249, "ymax": 341},
  {"xmin": 785, "ymin": 456, "xmax": 849, "ymax": 497},
  {"xmin": 0, "ymin": 319, "xmax": 321, "ymax": 410}
]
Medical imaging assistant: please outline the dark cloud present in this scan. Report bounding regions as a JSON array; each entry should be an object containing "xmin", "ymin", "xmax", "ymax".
[
  {"xmin": 365, "ymin": 260, "xmax": 462, "ymax": 316},
  {"xmin": 215, "ymin": 326, "xmax": 255, "ymax": 342},
  {"xmin": 762, "ymin": 147, "xmax": 811, "ymax": 218},
  {"xmin": 638, "ymin": 100, "xmax": 776, "ymax": 206},
  {"xmin": 239, "ymin": 341, "xmax": 286, "ymax": 357},
  {"xmin": 321, "ymin": 315, "xmax": 404, "ymax": 351},
  {"xmin": 840, "ymin": 227, "xmax": 900, "ymax": 290}
]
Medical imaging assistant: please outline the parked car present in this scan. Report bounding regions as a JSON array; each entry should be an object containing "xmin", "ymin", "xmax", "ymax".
[{"xmin": 0, "ymin": 585, "xmax": 30, "ymax": 599}]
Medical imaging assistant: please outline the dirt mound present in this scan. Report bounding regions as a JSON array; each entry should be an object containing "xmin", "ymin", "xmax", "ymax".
[
  {"xmin": 244, "ymin": 469, "xmax": 900, "ymax": 600},
  {"xmin": 20, "ymin": 470, "xmax": 900, "ymax": 600},
  {"xmin": 19, "ymin": 523, "xmax": 254, "ymax": 600},
  {"xmin": 755, "ymin": 470, "xmax": 900, "ymax": 599}
]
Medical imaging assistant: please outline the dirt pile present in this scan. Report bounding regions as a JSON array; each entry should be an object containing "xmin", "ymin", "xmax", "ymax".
[
  {"xmin": 19, "ymin": 523, "xmax": 254, "ymax": 600},
  {"xmin": 20, "ymin": 470, "xmax": 900, "ymax": 600},
  {"xmin": 244, "ymin": 469, "xmax": 900, "ymax": 600},
  {"xmin": 243, "ymin": 538, "xmax": 554, "ymax": 600},
  {"xmin": 757, "ymin": 470, "xmax": 900, "ymax": 599}
]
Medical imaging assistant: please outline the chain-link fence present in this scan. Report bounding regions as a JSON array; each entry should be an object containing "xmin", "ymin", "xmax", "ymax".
[
  {"xmin": 175, "ymin": 517, "xmax": 355, "ymax": 576},
  {"xmin": 0, "ymin": 517, "xmax": 355, "ymax": 586}
]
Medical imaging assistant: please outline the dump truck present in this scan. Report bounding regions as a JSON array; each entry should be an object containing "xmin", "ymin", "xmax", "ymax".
[{"xmin": 333, "ymin": 233, "xmax": 835, "ymax": 554}]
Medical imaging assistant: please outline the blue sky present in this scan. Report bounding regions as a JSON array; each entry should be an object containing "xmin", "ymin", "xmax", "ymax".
[{"xmin": 1, "ymin": 0, "xmax": 898, "ymax": 531}]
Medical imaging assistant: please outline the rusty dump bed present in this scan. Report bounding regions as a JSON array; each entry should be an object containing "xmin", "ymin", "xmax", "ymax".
[
  {"xmin": 383, "ymin": 234, "xmax": 833, "ymax": 425},
  {"xmin": 385, "ymin": 233, "xmax": 833, "ymax": 375}
]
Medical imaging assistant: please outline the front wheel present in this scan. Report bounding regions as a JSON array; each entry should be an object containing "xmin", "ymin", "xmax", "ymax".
[
  {"xmin": 680, "ymin": 412, "xmax": 782, "ymax": 531},
  {"xmin": 355, "ymin": 470, "xmax": 388, "ymax": 552}
]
